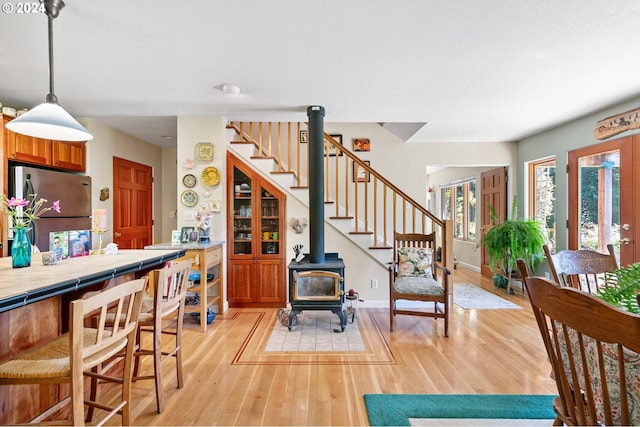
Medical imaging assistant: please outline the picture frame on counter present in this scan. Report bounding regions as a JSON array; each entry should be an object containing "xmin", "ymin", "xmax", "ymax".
[
  {"xmin": 171, "ymin": 230, "xmax": 182, "ymax": 245},
  {"xmin": 180, "ymin": 226, "xmax": 195, "ymax": 243}
]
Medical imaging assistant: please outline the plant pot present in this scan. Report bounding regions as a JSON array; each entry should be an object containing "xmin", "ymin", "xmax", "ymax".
[{"xmin": 493, "ymin": 274, "xmax": 509, "ymax": 289}]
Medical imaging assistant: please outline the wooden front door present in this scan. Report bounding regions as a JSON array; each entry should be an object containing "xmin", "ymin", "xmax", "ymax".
[
  {"xmin": 113, "ymin": 157, "xmax": 153, "ymax": 249},
  {"xmin": 568, "ymin": 135, "xmax": 638, "ymax": 267},
  {"xmin": 480, "ymin": 167, "xmax": 507, "ymax": 278}
]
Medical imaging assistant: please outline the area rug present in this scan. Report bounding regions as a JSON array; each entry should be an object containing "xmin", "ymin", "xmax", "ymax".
[
  {"xmin": 232, "ymin": 310, "xmax": 395, "ymax": 365},
  {"xmin": 363, "ymin": 394, "xmax": 556, "ymax": 426},
  {"xmin": 454, "ymin": 283, "xmax": 522, "ymax": 310},
  {"xmin": 264, "ymin": 311, "xmax": 366, "ymax": 352}
]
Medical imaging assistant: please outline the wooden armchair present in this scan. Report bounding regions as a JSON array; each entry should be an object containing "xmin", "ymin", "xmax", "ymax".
[
  {"xmin": 517, "ymin": 259, "xmax": 640, "ymax": 426},
  {"xmin": 389, "ymin": 232, "xmax": 451, "ymax": 337},
  {"xmin": 544, "ymin": 244, "xmax": 618, "ymax": 293}
]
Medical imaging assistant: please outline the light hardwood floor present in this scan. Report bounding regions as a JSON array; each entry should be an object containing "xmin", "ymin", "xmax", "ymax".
[{"xmin": 106, "ymin": 266, "xmax": 556, "ymax": 426}]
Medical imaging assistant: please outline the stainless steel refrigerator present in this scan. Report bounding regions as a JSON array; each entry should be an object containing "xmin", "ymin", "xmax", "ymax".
[{"xmin": 10, "ymin": 166, "xmax": 92, "ymax": 253}]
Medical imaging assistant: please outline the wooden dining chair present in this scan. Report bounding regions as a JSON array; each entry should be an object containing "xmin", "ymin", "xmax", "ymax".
[
  {"xmin": 131, "ymin": 259, "xmax": 191, "ymax": 413},
  {"xmin": 0, "ymin": 278, "xmax": 146, "ymax": 425},
  {"xmin": 517, "ymin": 259, "xmax": 640, "ymax": 426},
  {"xmin": 544, "ymin": 244, "xmax": 619, "ymax": 294},
  {"xmin": 389, "ymin": 232, "xmax": 452, "ymax": 337}
]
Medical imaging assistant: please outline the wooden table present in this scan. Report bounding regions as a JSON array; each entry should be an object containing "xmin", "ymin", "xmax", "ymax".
[{"xmin": 145, "ymin": 241, "xmax": 224, "ymax": 332}]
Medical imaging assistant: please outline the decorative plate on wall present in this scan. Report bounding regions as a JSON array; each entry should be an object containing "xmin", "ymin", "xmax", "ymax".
[
  {"xmin": 196, "ymin": 142, "xmax": 214, "ymax": 162},
  {"xmin": 181, "ymin": 190, "xmax": 198, "ymax": 207},
  {"xmin": 182, "ymin": 173, "xmax": 197, "ymax": 188},
  {"xmin": 201, "ymin": 166, "xmax": 221, "ymax": 186}
]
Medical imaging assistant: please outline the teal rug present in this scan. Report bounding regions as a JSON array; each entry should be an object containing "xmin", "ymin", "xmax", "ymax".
[{"xmin": 363, "ymin": 394, "xmax": 557, "ymax": 426}]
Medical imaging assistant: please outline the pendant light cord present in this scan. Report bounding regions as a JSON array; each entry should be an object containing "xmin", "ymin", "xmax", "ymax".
[{"xmin": 45, "ymin": 4, "xmax": 57, "ymax": 104}]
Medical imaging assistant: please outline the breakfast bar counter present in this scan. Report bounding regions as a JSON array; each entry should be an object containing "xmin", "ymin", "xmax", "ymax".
[{"xmin": 0, "ymin": 249, "xmax": 185, "ymax": 313}]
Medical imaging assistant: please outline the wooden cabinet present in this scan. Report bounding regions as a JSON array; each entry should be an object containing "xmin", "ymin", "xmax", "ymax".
[
  {"xmin": 2, "ymin": 114, "xmax": 86, "ymax": 171},
  {"xmin": 51, "ymin": 140, "xmax": 86, "ymax": 171},
  {"xmin": 226, "ymin": 152, "xmax": 286, "ymax": 307}
]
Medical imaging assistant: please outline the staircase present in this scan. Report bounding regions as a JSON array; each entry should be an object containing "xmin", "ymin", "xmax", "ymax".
[{"xmin": 226, "ymin": 121, "xmax": 453, "ymax": 269}]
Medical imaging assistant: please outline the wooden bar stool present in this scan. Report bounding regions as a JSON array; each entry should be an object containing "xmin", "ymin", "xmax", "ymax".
[
  {"xmin": 0, "ymin": 277, "xmax": 147, "ymax": 425},
  {"xmin": 132, "ymin": 259, "xmax": 190, "ymax": 413}
]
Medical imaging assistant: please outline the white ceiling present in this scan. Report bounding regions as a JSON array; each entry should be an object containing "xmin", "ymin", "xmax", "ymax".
[{"xmin": 1, "ymin": 0, "xmax": 640, "ymax": 148}]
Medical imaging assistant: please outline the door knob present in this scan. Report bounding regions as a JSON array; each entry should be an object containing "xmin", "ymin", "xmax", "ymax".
[
  {"xmin": 113, "ymin": 232, "xmax": 122, "ymax": 238},
  {"xmin": 621, "ymin": 237, "xmax": 631, "ymax": 245},
  {"xmin": 623, "ymin": 223, "xmax": 631, "ymax": 231}
]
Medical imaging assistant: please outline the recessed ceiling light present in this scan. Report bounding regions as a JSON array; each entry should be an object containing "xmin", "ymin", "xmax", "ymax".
[{"xmin": 216, "ymin": 83, "xmax": 241, "ymax": 95}]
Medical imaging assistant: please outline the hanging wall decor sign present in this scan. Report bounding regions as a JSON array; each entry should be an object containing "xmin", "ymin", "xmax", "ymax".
[{"xmin": 594, "ymin": 106, "xmax": 640, "ymax": 140}]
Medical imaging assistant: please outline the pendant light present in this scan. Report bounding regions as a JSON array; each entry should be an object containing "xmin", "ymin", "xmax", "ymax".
[{"xmin": 6, "ymin": 0, "xmax": 93, "ymax": 141}]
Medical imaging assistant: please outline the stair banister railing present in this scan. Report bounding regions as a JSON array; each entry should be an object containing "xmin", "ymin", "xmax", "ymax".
[{"xmin": 228, "ymin": 121, "xmax": 454, "ymax": 271}]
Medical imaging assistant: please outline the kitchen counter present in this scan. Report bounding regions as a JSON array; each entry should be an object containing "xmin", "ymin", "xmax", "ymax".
[
  {"xmin": 0, "ymin": 248, "xmax": 184, "ymax": 424},
  {"xmin": 0, "ymin": 249, "xmax": 184, "ymax": 313}
]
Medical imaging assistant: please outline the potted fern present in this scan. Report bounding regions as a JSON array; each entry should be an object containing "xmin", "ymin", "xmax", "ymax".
[
  {"xmin": 598, "ymin": 262, "xmax": 640, "ymax": 314},
  {"xmin": 481, "ymin": 197, "xmax": 547, "ymax": 292}
]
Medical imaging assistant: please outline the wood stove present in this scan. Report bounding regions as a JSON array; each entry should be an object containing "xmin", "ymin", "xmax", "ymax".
[
  {"xmin": 287, "ymin": 106, "xmax": 347, "ymax": 331},
  {"xmin": 288, "ymin": 253, "xmax": 346, "ymax": 331}
]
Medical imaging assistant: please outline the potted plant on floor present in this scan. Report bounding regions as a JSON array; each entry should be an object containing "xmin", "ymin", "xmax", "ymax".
[{"xmin": 481, "ymin": 197, "xmax": 547, "ymax": 293}]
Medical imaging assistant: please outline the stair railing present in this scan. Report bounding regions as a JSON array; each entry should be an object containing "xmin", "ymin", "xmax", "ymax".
[{"xmin": 228, "ymin": 121, "xmax": 453, "ymax": 270}]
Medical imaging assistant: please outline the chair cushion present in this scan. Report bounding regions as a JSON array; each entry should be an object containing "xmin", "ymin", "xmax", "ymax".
[
  {"xmin": 393, "ymin": 276, "xmax": 444, "ymax": 296},
  {"xmin": 397, "ymin": 247, "xmax": 433, "ymax": 277}
]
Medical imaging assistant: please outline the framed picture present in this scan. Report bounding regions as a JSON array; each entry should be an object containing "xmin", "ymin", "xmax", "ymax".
[
  {"xmin": 353, "ymin": 138, "xmax": 370, "ymax": 152},
  {"xmin": 353, "ymin": 160, "xmax": 371, "ymax": 183},
  {"xmin": 180, "ymin": 226, "xmax": 195, "ymax": 243},
  {"xmin": 325, "ymin": 134, "xmax": 344, "ymax": 156},
  {"xmin": 299, "ymin": 130, "xmax": 308, "ymax": 143},
  {"xmin": 49, "ymin": 231, "xmax": 69, "ymax": 260},
  {"xmin": 171, "ymin": 230, "xmax": 182, "ymax": 245},
  {"xmin": 68, "ymin": 230, "xmax": 90, "ymax": 257},
  {"xmin": 210, "ymin": 199, "xmax": 222, "ymax": 212}
]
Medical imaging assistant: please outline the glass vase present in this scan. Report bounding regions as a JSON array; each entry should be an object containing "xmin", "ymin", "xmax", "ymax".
[{"xmin": 11, "ymin": 227, "xmax": 32, "ymax": 268}]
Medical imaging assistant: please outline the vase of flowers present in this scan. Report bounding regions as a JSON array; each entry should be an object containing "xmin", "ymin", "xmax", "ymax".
[
  {"xmin": 11, "ymin": 227, "xmax": 31, "ymax": 268},
  {"xmin": 0, "ymin": 194, "xmax": 61, "ymax": 268}
]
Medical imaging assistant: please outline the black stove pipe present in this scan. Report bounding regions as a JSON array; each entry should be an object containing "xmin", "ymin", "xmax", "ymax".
[{"xmin": 307, "ymin": 105, "xmax": 325, "ymax": 264}]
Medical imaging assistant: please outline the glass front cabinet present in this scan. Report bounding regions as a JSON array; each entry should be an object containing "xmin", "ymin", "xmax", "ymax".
[{"xmin": 226, "ymin": 152, "xmax": 286, "ymax": 307}]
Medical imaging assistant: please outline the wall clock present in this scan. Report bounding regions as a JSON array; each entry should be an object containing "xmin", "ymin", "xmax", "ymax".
[
  {"xmin": 196, "ymin": 142, "xmax": 214, "ymax": 162},
  {"xmin": 181, "ymin": 190, "xmax": 198, "ymax": 207},
  {"xmin": 182, "ymin": 174, "xmax": 197, "ymax": 188}
]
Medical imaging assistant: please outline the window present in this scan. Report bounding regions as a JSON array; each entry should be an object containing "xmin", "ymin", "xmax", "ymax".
[
  {"xmin": 528, "ymin": 157, "xmax": 556, "ymax": 251},
  {"xmin": 440, "ymin": 178, "xmax": 476, "ymax": 241}
]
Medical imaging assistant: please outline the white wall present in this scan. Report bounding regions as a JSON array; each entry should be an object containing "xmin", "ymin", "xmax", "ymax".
[
  {"xmin": 176, "ymin": 116, "xmax": 227, "ymax": 239},
  {"xmin": 80, "ymin": 118, "xmax": 165, "ymax": 248}
]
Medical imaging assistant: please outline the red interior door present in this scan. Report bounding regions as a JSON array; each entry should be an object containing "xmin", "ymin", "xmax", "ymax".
[
  {"xmin": 113, "ymin": 156, "xmax": 153, "ymax": 249},
  {"xmin": 480, "ymin": 167, "xmax": 507, "ymax": 278}
]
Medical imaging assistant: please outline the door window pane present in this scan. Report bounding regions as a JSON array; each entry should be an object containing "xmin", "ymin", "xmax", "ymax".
[{"xmin": 578, "ymin": 149, "xmax": 620, "ymax": 255}]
